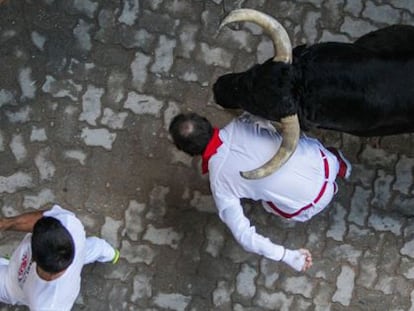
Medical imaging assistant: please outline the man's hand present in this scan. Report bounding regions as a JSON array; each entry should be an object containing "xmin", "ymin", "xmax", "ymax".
[
  {"xmin": 0, "ymin": 218, "xmax": 12, "ymax": 231},
  {"xmin": 299, "ymin": 248, "xmax": 313, "ymax": 271},
  {"xmin": 281, "ymin": 248, "xmax": 313, "ymax": 272}
]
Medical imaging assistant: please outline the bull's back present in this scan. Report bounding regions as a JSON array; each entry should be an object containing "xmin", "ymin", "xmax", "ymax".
[{"xmin": 297, "ymin": 42, "xmax": 414, "ymax": 136}]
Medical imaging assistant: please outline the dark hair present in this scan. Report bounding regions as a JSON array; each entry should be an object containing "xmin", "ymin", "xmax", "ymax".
[
  {"xmin": 169, "ymin": 113, "xmax": 214, "ymax": 156},
  {"xmin": 31, "ymin": 217, "xmax": 75, "ymax": 274}
]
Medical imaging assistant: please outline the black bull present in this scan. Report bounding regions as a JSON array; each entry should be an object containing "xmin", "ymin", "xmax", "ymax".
[{"xmin": 213, "ymin": 24, "xmax": 414, "ymax": 137}]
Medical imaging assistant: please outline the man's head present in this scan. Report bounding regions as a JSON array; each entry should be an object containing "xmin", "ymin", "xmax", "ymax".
[
  {"xmin": 31, "ymin": 217, "xmax": 75, "ymax": 274},
  {"xmin": 169, "ymin": 113, "xmax": 213, "ymax": 156}
]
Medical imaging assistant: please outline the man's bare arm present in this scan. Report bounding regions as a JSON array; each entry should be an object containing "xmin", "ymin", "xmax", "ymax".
[{"xmin": 0, "ymin": 210, "xmax": 45, "ymax": 232}]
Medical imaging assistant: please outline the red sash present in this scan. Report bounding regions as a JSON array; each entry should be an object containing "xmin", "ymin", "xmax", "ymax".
[{"xmin": 201, "ymin": 128, "xmax": 222, "ymax": 174}]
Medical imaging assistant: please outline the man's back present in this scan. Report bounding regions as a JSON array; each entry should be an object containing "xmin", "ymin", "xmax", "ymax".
[{"xmin": 208, "ymin": 116, "xmax": 339, "ymax": 221}]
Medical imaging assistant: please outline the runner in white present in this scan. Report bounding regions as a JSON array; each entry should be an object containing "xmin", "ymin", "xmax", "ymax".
[
  {"xmin": 169, "ymin": 112, "xmax": 351, "ymax": 272},
  {"xmin": 0, "ymin": 204, "xmax": 119, "ymax": 310}
]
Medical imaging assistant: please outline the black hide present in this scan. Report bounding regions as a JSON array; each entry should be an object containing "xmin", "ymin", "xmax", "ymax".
[{"xmin": 213, "ymin": 25, "xmax": 414, "ymax": 137}]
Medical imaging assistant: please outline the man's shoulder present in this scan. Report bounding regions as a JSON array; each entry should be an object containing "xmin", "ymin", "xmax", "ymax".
[{"xmin": 43, "ymin": 205, "xmax": 86, "ymax": 244}]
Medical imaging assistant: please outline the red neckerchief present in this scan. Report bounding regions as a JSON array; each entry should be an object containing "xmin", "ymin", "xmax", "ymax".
[{"xmin": 201, "ymin": 127, "xmax": 222, "ymax": 174}]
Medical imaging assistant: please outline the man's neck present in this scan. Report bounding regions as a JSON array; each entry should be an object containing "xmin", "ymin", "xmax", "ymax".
[{"xmin": 36, "ymin": 265, "xmax": 65, "ymax": 281}]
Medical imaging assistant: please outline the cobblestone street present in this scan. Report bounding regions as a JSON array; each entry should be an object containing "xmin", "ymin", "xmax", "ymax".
[{"xmin": 2, "ymin": 0, "xmax": 414, "ymax": 310}]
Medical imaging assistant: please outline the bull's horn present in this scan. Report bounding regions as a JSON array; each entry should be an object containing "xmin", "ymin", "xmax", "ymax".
[
  {"xmin": 219, "ymin": 9, "xmax": 298, "ymax": 179},
  {"xmin": 219, "ymin": 8, "xmax": 292, "ymax": 63},
  {"xmin": 241, "ymin": 114, "xmax": 300, "ymax": 179}
]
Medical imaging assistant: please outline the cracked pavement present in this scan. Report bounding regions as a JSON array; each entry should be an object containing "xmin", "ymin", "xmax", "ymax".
[{"xmin": 1, "ymin": 0, "xmax": 414, "ymax": 310}]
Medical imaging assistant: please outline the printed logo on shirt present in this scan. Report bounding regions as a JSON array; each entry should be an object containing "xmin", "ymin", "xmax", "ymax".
[{"xmin": 17, "ymin": 251, "xmax": 32, "ymax": 289}]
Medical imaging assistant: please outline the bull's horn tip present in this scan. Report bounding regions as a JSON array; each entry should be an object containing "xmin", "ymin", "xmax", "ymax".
[{"xmin": 240, "ymin": 170, "xmax": 258, "ymax": 180}]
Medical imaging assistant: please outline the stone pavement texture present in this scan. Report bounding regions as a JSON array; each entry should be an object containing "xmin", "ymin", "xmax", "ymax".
[{"xmin": 1, "ymin": 0, "xmax": 414, "ymax": 310}]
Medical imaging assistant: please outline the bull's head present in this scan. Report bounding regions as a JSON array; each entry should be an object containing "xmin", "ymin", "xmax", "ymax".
[{"xmin": 215, "ymin": 9, "xmax": 300, "ymax": 180}]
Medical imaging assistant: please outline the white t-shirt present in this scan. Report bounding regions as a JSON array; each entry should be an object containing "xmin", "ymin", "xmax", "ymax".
[
  {"xmin": 5, "ymin": 205, "xmax": 86, "ymax": 311},
  {"xmin": 208, "ymin": 116, "xmax": 339, "ymax": 261}
]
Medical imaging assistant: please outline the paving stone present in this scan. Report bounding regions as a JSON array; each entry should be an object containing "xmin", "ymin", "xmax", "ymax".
[
  {"xmin": 363, "ymin": 1, "xmax": 401, "ymax": 24},
  {"xmin": 176, "ymin": 22, "xmax": 199, "ymax": 58},
  {"xmin": 212, "ymin": 280, "xmax": 233, "ymax": 307},
  {"xmin": 371, "ymin": 170, "xmax": 394, "ymax": 210},
  {"xmin": 326, "ymin": 202, "xmax": 347, "ymax": 241},
  {"xmin": 190, "ymin": 190, "xmax": 217, "ymax": 213},
  {"xmin": 118, "ymin": 0, "xmax": 140, "ymax": 26},
  {"xmin": 348, "ymin": 186, "xmax": 370, "ymax": 226},
  {"xmin": 196, "ymin": 43, "xmax": 233, "ymax": 68},
  {"xmin": 368, "ymin": 211, "xmax": 403, "ymax": 236},
  {"xmin": 152, "ymin": 292, "xmax": 191, "ymax": 311},
  {"xmin": 0, "ymin": 172, "xmax": 33, "ymax": 194},
  {"xmin": 73, "ymin": 19, "xmax": 92, "ymax": 52},
  {"xmin": 150, "ymin": 35, "xmax": 177, "ymax": 74},
  {"xmin": 34, "ymin": 147, "xmax": 56, "ymax": 181},
  {"xmin": 120, "ymin": 241, "xmax": 155, "ymax": 265},
  {"xmin": 143, "ymin": 224, "xmax": 183, "ymax": 249},
  {"xmin": 254, "ymin": 289, "xmax": 293, "ymax": 310},
  {"xmin": 100, "ymin": 108, "xmax": 128, "ymax": 130},
  {"xmin": 324, "ymin": 244, "xmax": 362, "ymax": 265},
  {"xmin": 9, "ymin": 134, "xmax": 27, "ymax": 162},
  {"xmin": 124, "ymin": 92, "xmax": 164, "ymax": 117},
  {"xmin": 399, "ymin": 257, "xmax": 414, "ymax": 279},
  {"xmin": 101, "ymin": 216, "xmax": 123, "ymax": 248},
  {"xmin": 0, "ymin": 89, "xmax": 16, "ymax": 107},
  {"xmin": 42, "ymin": 75, "xmax": 82, "ymax": 101},
  {"xmin": 18, "ymin": 67, "xmax": 36, "ymax": 100},
  {"xmin": 281, "ymin": 275, "xmax": 314, "ymax": 298},
  {"xmin": 72, "ymin": 0, "xmax": 98, "ymax": 18},
  {"xmin": 313, "ymin": 280, "xmax": 335, "ymax": 310},
  {"xmin": 236, "ymin": 263, "xmax": 257, "ymax": 298},
  {"xmin": 356, "ymin": 250, "xmax": 378, "ymax": 288},
  {"xmin": 205, "ymin": 224, "xmax": 226, "ymax": 257},
  {"xmin": 80, "ymin": 127, "xmax": 117, "ymax": 150},
  {"xmin": 139, "ymin": 10, "xmax": 179, "ymax": 36},
  {"xmin": 332, "ymin": 265, "xmax": 355, "ymax": 306},
  {"xmin": 5, "ymin": 106, "xmax": 32, "ymax": 124},
  {"xmin": 146, "ymin": 185, "xmax": 169, "ymax": 221},
  {"xmin": 122, "ymin": 200, "xmax": 145, "ymax": 241},
  {"xmin": 30, "ymin": 126, "xmax": 47, "ymax": 142},
  {"xmin": 291, "ymin": 296, "xmax": 313, "ymax": 311},
  {"xmin": 392, "ymin": 194, "xmax": 414, "ymax": 216},
  {"xmin": 131, "ymin": 273, "xmax": 153, "ymax": 302},
  {"xmin": 375, "ymin": 274, "xmax": 411, "ymax": 296},
  {"xmin": 258, "ymin": 258, "xmax": 280, "ymax": 288},
  {"xmin": 23, "ymin": 188, "xmax": 56, "ymax": 209},
  {"xmin": 302, "ymin": 10, "xmax": 319, "ymax": 43},
  {"xmin": 256, "ymin": 37, "xmax": 273, "ymax": 63},
  {"xmin": 393, "ymin": 155, "xmax": 414, "ymax": 195},
  {"xmin": 401, "ymin": 239, "xmax": 414, "ymax": 258},
  {"xmin": 360, "ymin": 145, "xmax": 398, "ymax": 169},
  {"xmin": 344, "ymin": 0, "xmax": 364, "ymax": 16},
  {"xmin": 340, "ymin": 16, "xmax": 377, "ymax": 39}
]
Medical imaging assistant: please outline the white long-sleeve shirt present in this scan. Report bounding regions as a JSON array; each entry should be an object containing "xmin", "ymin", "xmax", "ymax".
[
  {"xmin": 1, "ymin": 205, "xmax": 116, "ymax": 310},
  {"xmin": 207, "ymin": 115, "xmax": 339, "ymax": 262},
  {"xmin": 3, "ymin": 206, "xmax": 86, "ymax": 310}
]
